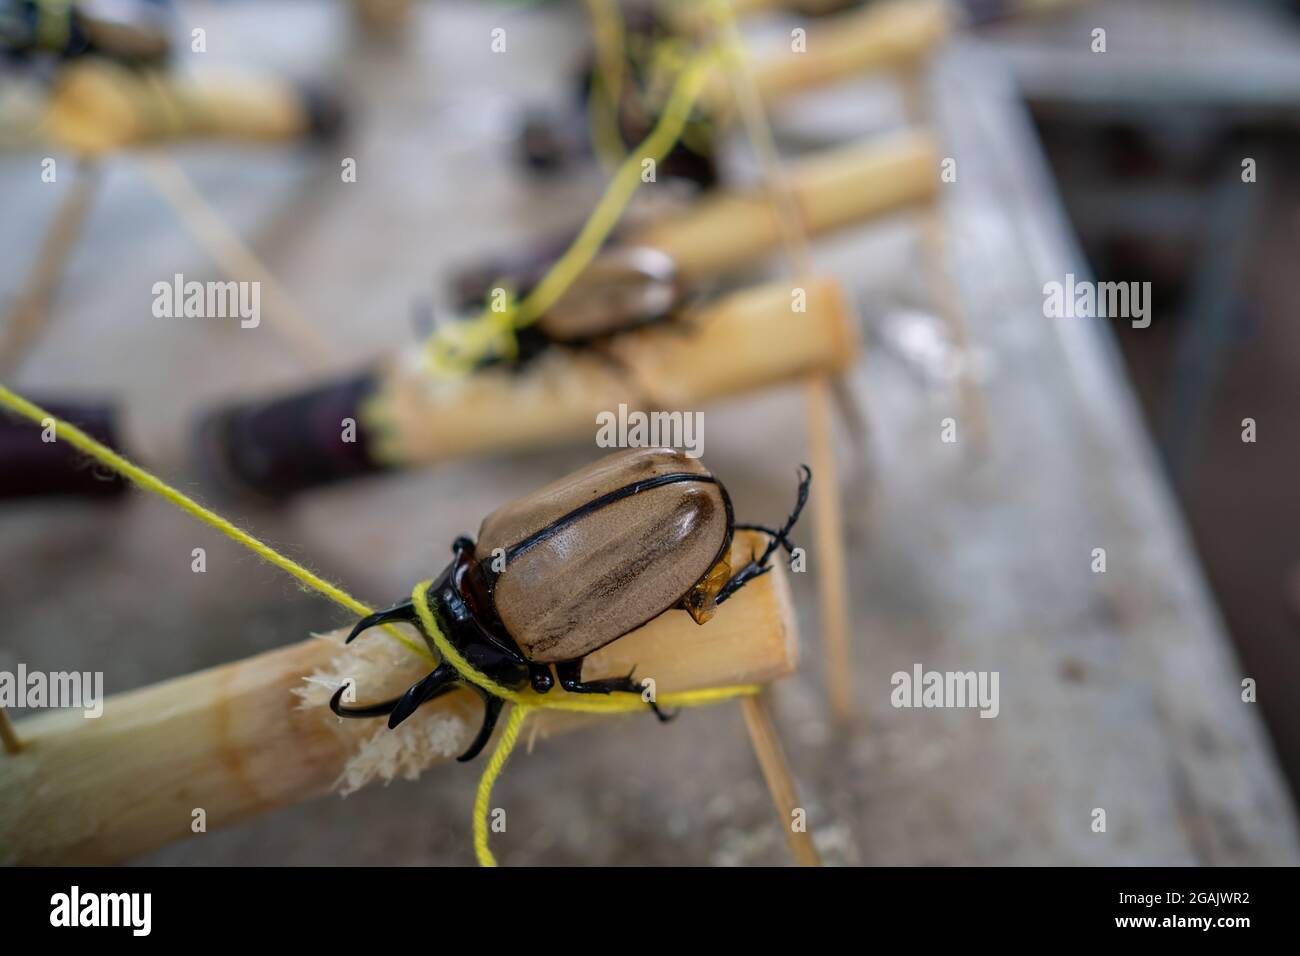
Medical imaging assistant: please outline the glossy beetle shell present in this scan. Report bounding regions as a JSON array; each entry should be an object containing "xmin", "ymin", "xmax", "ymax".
[{"xmin": 476, "ymin": 447, "xmax": 733, "ymax": 664}]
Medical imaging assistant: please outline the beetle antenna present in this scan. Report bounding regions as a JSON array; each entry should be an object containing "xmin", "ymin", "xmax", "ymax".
[{"xmin": 716, "ymin": 465, "xmax": 812, "ymax": 606}]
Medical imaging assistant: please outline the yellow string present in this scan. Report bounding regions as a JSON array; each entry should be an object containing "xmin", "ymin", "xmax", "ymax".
[
  {"xmin": 421, "ymin": 46, "xmax": 718, "ymax": 378},
  {"xmin": 0, "ymin": 384, "xmax": 433, "ymax": 663},
  {"xmin": 410, "ymin": 581, "xmax": 758, "ymax": 865},
  {"xmin": 582, "ymin": 0, "xmax": 628, "ymax": 174}
]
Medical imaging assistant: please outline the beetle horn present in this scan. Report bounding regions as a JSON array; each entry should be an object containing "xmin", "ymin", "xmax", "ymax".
[{"xmin": 344, "ymin": 600, "xmax": 417, "ymax": 644}]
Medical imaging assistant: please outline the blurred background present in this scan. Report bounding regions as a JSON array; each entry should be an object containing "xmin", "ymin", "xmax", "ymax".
[{"xmin": 1, "ymin": 0, "xmax": 1298, "ymax": 865}]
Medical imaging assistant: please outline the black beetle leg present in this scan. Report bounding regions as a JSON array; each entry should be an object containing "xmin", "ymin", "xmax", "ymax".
[
  {"xmin": 330, "ymin": 684, "xmax": 401, "ymax": 719},
  {"xmin": 734, "ymin": 522, "xmax": 795, "ymax": 555},
  {"xmin": 388, "ymin": 662, "xmax": 461, "ymax": 729},
  {"xmin": 529, "ymin": 662, "xmax": 555, "ymax": 694},
  {"xmin": 554, "ymin": 660, "xmax": 676, "ymax": 723},
  {"xmin": 715, "ymin": 553, "xmax": 773, "ymax": 606},
  {"xmin": 458, "ymin": 684, "xmax": 506, "ymax": 763},
  {"xmin": 329, "ymin": 662, "xmax": 460, "ymax": 723},
  {"xmin": 345, "ymin": 600, "xmax": 417, "ymax": 644}
]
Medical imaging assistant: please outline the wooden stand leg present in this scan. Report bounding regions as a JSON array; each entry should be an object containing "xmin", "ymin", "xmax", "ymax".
[
  {"xmin": 741, "ymin": 692, "xmax": 821, "ymax": 867},
  {"xmin": 0, "ymin": 707, "xmax": 22, "ymax": 755},
  {"xmin": 804, "ymin": 377, "xmax": 854, "ymax": 721},
  {"xmin": 0, "ymin": 159, "xmax": 101, "ymax": 375},
  {"xmin": 137, "ymin": 154, "xmax": 337, "ymax": 371},
  {"xmin": 901, "ymin": 68, "xmax": 988, "ymax": 451}
]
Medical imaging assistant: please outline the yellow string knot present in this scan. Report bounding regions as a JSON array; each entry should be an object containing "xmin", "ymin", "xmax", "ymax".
[{"xmin": 408, "ymin": 580, "xmax": 757, "ymax": 866}]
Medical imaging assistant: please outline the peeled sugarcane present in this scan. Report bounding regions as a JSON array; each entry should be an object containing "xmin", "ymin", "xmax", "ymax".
[
  {"xmin": 196, "ymin": 275, "xmax": 856, "ymax": 498},
  {"xmin": 523, "ymin": 0, "xmax": 950, "ymax": 179},
  {"xmin": 41, "ymin": 60, "xmax": 343, "ymax": 155}
]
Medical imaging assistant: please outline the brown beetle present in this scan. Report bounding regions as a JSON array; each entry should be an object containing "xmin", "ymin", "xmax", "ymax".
[{"xmin": 331, "ymin": 447, "xmax": 810, "ymax": 761}]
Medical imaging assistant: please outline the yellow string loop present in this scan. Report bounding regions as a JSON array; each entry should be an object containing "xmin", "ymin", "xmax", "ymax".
[
  {"xmin": 410, "ymin": 579, "xmax": 758, "ymax": 867},
  {"xmin": 421, "ymin": 47, "xmax": 718, "ymax": 379}
]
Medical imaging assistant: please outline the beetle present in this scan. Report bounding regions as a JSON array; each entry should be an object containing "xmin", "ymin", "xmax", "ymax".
[
  {"xmin": 330, "ymin": 447, "xmax": 810, "ymax": 761},
  {"xmin": 454, "ymin": 246, "xmax": 689, "ymax": 374}
]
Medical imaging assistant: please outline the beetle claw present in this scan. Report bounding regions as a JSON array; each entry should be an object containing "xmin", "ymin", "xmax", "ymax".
[
  {"xmin": 345, "ymin": 600, "xmax": 417, "ymax": 644},
  {"xmin": 330, "ymin": 683, "xmax": 401, "ymax": 719},
  {"xmin": 387, "ymin": 663, "xmax": 460, "ymax": 729},
  {"xmin": 458, "ymin": 685, "xmax": 505, "ymax": 762}
]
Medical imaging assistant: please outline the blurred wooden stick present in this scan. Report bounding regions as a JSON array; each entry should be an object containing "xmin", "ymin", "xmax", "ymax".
[
  {"xmin": 803, "ymin": 377, "xmax": 853, "ymax": 718},
  {"xmin": 138, "ymin": 154, "xmax": 338, "ymax": 371},
  {"xmin": 708, "ymin": 0, "xmax": 856, "ymax": 721},
  {"xmin": 0, "ymin": 708, "xmax": 21, "ymax": 755},
  {"xmin": 631, "ymin": 131, "xmax": 938, "ymax": 282},
  {"xmin": 0, "ymin": 533, "xmax": 799, "ymax": 865},
  {"xmin": 0, "ymin": 160, "xmax": 100, "ymax": 375},
  {"xmin": 900, "ymin": 69, "xmax": 988, "ymax": 452}
]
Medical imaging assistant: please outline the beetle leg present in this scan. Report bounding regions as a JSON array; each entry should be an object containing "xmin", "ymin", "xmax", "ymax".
[
  {"xmin": 387, "ymin": 662, "xmax": 461, "ymax": 729},
  {"xmin": 528, "ymin": 662, "xmax": 555, "ymax": 694},
  {"xmin": 458, "ymin": 685, "xmax": 506, "ymax": 762},
  {"xmin": 329, "ymin": 684, "xmax": 401, "ymax": 719},
  {"xmin": 554, "ymin": 660, "xmax": 676, "ymax": 723},
  {"xmin": 329, "ymin": 663, "xmax": 460, "ymax": 722},
  {"xmin": 344, "ymin": 600, "xmax": 417, "ymax": 644}
]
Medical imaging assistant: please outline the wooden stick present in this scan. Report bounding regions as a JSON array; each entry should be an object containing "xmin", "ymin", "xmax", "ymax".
[
  {"xmin": 679, "ymin": 0, "xmax": 951, "ymax": 112},
  {"xmin": 45, "ymin": 61, "xmax": 322, "ymax": 155},
  {"xmin": 803, "ymin": 377, "xmax": 853, "ymax": 719},
  {"xmin": 373, "ymin": 276, "xmax": 858, "ymax": 464},
  {"xmin": 630, "ymin": 130, "xmax": 938, "ymax": 282},
  {"xmin": 900, "ymin": 69, "xmax": 988, "ymax": 452},
  {"xmin": 707, "ymin": 0, "xmax": 854, "ymax": 723},
  {"xmin": 0, "ymin": 160, "xmax": 101, "ymax": 375},
  {"xmin": 741, "ymin": 692, "xmax": 820, "ymax": 866},
  {"xmin": 727, "ymin": 0, "xmax": 953, "ymax": 110},
  {"xmin": 0, "ymin": 533, "xmax": 798, "ymax": 865},
  {"xmin": 0, "ymin": 707, "xmax": 21, "ymax": 755},
  {"xmin": 138, "ymin": 154, "xmax": 338, "ymax": 371}
]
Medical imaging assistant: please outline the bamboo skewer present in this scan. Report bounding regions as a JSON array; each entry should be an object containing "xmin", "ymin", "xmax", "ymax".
[
  {"xmin": 741, "ymin": 692, "xmax": 820, "ymax": 866},
  {"xmin": 708, "ymin": 0, "xmax": 856, "ymax": 721},
  {"xmin": 0, "ymin": 160, "xmax": 101, "ymax": 375},
  {"xmin": 139, "ymin": 154, "xmax": 339, "ymax": 371},
  {"xmin": 0, "ymin": 708, "xmax": 21, "ymax": 755},
  {"xmin": 803, "ymin": 377, "xmax": 853, "ymax": 717},
  {"xmin": 900, "ymin": 69, "xmax": 987, "ymax": 453},
  {"xmin": 0, "ymin": 533, "xmax": 799, "ymax": 865}
]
